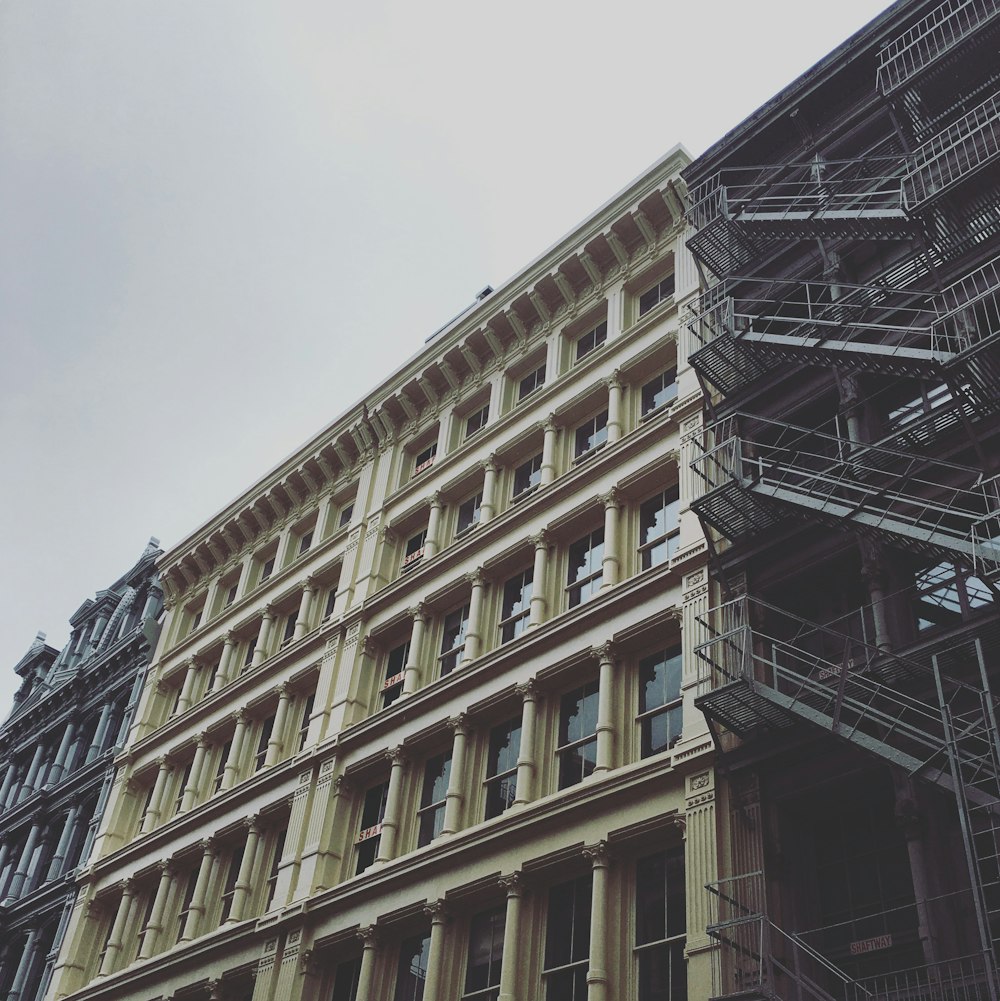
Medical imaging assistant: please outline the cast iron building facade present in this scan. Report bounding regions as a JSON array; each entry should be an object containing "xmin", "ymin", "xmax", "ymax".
[
  {"xmin": 684, "ymin": 0, "xmax": 1000, "ymax": 997},
  {"xmin": 49, "ymin": 146, "xmax": 721, "ymax": 1001},
  {"xmin": 0, "ymin": 540, "xmax": 163, "ymax": 1001}
]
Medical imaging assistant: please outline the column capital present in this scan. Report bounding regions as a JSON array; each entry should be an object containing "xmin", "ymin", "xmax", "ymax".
[
  {"xmin": 120, "ymin": 876, "xmax": 136, "ymax": 897},
  {"xmin": 198, "ymin": 837, "xmax": 218, "ymax": 856},
  {"xmin": 465, "ymin": 567, "xmax": 487, "ymax": 588},
  {"xmin": 542, "ymin": 412, "xmax": 560, "ymax": 433},
  {"xmin": 448, "ymin": 713, "xmax": 471, "ymax": 736},
  {"xmin": 262, "ymin": 603, "xmax": 277, "ymax": 620},
  {"xmin": 606, "ymin": 367, "xmax": 623, "ymax": 391},
  {"xmin": 207, "ymin": 980, "xmax": 224, "ymax": 1001},
  {"xmin": 243, "ymin": 813, "xmax": 262, "ymax": 835},
  {"xmin": 583, "ymin": 840, "xmax": 611, "ymax": 868},
  {"xmin": 592, "ymin": 641, "xmax": 616, "ymax": 666},
  {"xmin": 481, "ymin": 452, "xmax": 499, "ymax": 474},
  {"xmin": 385, "ymin": 745, "xmax": 408, "ymax": 767},
  {"xmin": 428, "ymin": 490, "xmax": 444, "ymax": 510},
  {"xmin": 515, "ymin": 678, "xmax": 539, "ymax": 700},
  {"xmin": 423, "ymin": 899, "xmax": 449, "ymax": 923},
  {"xmin": 409, "ymin": 602, "xmax": 430, "ymax": 622},
  {"xmin": 303, "ymin": 575, "xmax": 320, "ymax": 593},
  {"xmin": 360, "ymin": 634, "xmax": 378, "ymax": 659},
  {"xmin": 600, "ymin": 486, "xmax": 623, "ymax": 510},
  {"xmin": 223, "ymin": 630, "xmax": 237, "ymax": 645},
  {"xmin": 233, "ymin": 709, "xmax": 249, "ymax": 726},
  {"xmin": 195, "ymin": 731, "xmax": 212, "ymax": 750},
  {"xmin": 156, "ymin": 860, "xmax": 176, "ymax": 878},
  {"xmin": 333, "ymin": 773, "xmax": 353, "ymax": 797},
  {"xmin": 155, "ymin": 754, "xmax": 173, "ymax": 770},
  {"xmin": 274, "ymin": 682, "xmax": 292, "ymax": 700},
  {"xmin": 357, "ymin": 924, "xmax": 380, "ymax": 948},
  {"xmin": 530, "ymin": 530, "xmax": 551, "ymax": 550},
  {"xmin": 498, "ymin": 871, "xmax": 525, "ymax": 897}
]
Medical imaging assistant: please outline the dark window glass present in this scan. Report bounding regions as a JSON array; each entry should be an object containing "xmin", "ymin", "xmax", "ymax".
[
  {"xmin": 219, "ymin": 841, "xmax": 245, "ymax": 922},
  {"xmin": 414, "ymin": 443, "xmax": 437, "ymax": 474},
  {"xmin": 567, "ymin": 528, "xmax": 604, "ymax": 607},
  {"xmin": 457, "ymin": 493, "xmax": 483, "ymax": 536},
  {"xmin": 638, "ymin": 274, "xmax": 675, "ymax": 315},
  {"xmin": 417, "ymin": 752, "xmax": 452, "ymax": 847},
  {"xmin": 255, "ymin": 715, "xmax": 275, "ymax": 771},
  {"xmin": 641, "ymin": 369, "xmax": 678, "ymax": 415},
  {"xmin": 176, "ymin": 868, "xmax": 199, "ymax": 935},
  {"xmin": 297, "ymin": 693, "xmax": 315, "ymax": 752},
  {"xmin": 265, "ymin": 829, "xmax": 286, "ymax": 910},
  {"xmin": 190, "ymin": 608, "xmax": 203, "ymax": 632},
  {"xmin": 499, "ymin": 569, "xmax": 533, "ymax": 643},
  {"xmin": 225, "ymin": 583, "xmax": 239, "ymax": 607},
  {"xmin": 638, "ymin": 649, "xmax": 683, "ymax": 757},
  {"xmin": 635, "ymin": 847, "xmax": 687, "ymax": 1001},
  {"xmin": 402, "ymin": 530, "xmax": 427, "ymax": 572},
  {"xmin": 639, "ymin": 488, "xmax": 680, "ymax": 570},
  {"xmin": 463, "ymin": 907, "xmax": 505, "ymax": 999},
  {"xmin": 324, "ymin": 588, "xmax": 338, "ymax": 619},
  {"xmin": 543, "ymin": 874, "xmax": 592, "ymax": 1000},
  {"xmin": 513, "ymin": 454, "xmax": 543, "ymax": 499},
  {"xmin": 331, "ymin": 956, "xmax": 362, "ymax": 1001},
  {"xmin": 382, "ymin": 641, "xmax": 409, "ymax": 709},
  {"xmin": 484, "ymin": 719, "xmax": 521, "ymax": 820},
  {"xmin": 213, "ymin": 740, "xmax": 231, "ymax": 792},
  {"xmin": 575, "ymin": 320, "xmax": 608, "ymax": 361},
  {"xmin": 574, "ymin": 411, "xmax": 608, "ymax": 458},
  {"xmin": 356, "ymin": 781, "xmax": 389, "ymax": 875},
  {"xmin": 282, "ymin": 612, "xmax": 298, "ymax": 644},
  {"xmin": 466, "ymin": 405, "xmax": 489, "ymax": 439},
  {"xmin": 260, "ymin": 556, "xmax": 276, "ymax": 583},
  {"xmin": 518, "ymin": 363, "xmax": 546, "ymax": 401},
  {"xmin": 298, "ymin": 530, "xmax": 314, "ymax": 556},
  {"xmin": 339, "ymin": 503, "xmax": 355, "ymax": 528},
  {"xmin": 439, "ymin": 605, "xmax": 470, "ymax": 676},
  {"xmin": 393, "ymin": 932, "xmax": 431, "ymax": 1001},
  {"xmin": 557, "ymin": 682, "xmax": 599, "ymax": 789},
  {"xmin": 242, "ymin": 638, "xmax": 255, "ymax": 669}
]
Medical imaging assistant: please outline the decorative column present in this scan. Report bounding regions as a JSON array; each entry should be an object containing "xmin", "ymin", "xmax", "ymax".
[
  {"xmin": 401, "ymin": 605, "xmax": 429, "ymax": 698},
  {"xmin": 251, "ymin": 606, "xmax": 276, "ymax": 669},
  {"xmin": 497, "ymin": 873, "xmax": 525, "ymax": 1001},
  {"xmin": 7, "ymin": 923, "xmax": 40, "ymax": 1001},
  {"xmin": 375, "ymin": 746, "xmax": 408, "ymax": 865},
  {"xmin": 293, "ymin": 578, "xmax": 318, "ymax": 641},
  {"xmin": 141, "ymin": 582, "xmax": 163, "ymax": 621},
  {"xmin": 0, "ymin": 835, "xmax": 10, "ymax": 886},
  {"xmin": 6, "ymin": 815, "xmax": 44, "ymax": 899},
  {"xmin": 180, "ymin": 838, "xmax": 218, "ymax": 941},
  {"xmin": 138, "ymin": 861, "xmax": 176, "ymax": 958},
  {"xmin": 213, "ymin": 632, "xmax": 237, "ymax": 692},
  {"xmin": 99, "ymin": 879, "xmax": 136, "ymax": 976},
  {"xmin": 540, "ymin": 415, "xmax": 559, "ymax": 485},
  {"xmin": 264, "ymin": 684, "xmax": 293, "ymax": 767},
  {"xmin": 355, "ymin": 925, "xmax": 379, "ymax": 1000},
  {"xmin": 606, "ymin": 370, "xmax": 623, "ymax": 443},
  {"xmin": 593, "ymin": 643, "xmax": 617, "ymax": 775},
  {"xmin": 181, "ymin": 732, "xmax": 211, "ymax": 813},
  {"xmin": 141, "ymin": 757, "xmax": 173, "ymax": 833},
  {"xmin": 0, "ymin": 760, "xmax": 17, "ymax": 808},
  {"xmin": 601, "ymin": 489, "xmax": 622, "ymax": 588},
  {"xmin": 228, "ymin": 817, "xmax": 262, "ymax": 922},
  {"xmin": 89, "ymin": 699, "xmax": 116, "ymax": 760},
  {"xmin": 48, "ymin": 714, "xmax": 79, "ymax": 786},
  {"xmin": 463, "ymin": 569, "xmax": 487, "ymax": 661},
  {"xmin": 422, "ymin": 900, "xmax": 449, "ymax": 1001},
  {"xmin": 47, "ymin": 799, "xmax": 83, "ymax": 880},
  {"xmin": 684, "ymin": 771, "xmax": 719, "ymax": 1000},
  {"xmin": 528, "ymin": 532, "xmax": 550, "ymax": 628},
  {"xmin": 480, "ymin": 454, "xmax": 498, "ymax": 524},
  {"xmin": 441, "ymin": 715, "xmax": 470, "ymax": 836},
  {"xmin": 21, "ymin": 743, "xmax": 47, "ymax": 799},
  {"xmin": 221, "ymin": 711, "xmax": 249, "ymax": 790},
  {"xmin": 424, "ymin": 492, "xmax": 444, "ymax": 558},
  {"xmin": 175, "ymin": 659, "xmax": 202, "ymax": 715},
  {"xmin": 584, "ymin": 842, "xmax": 611, "ymax": 1001},
  {"xmin": 513, "ymin": 681, "xmax": 539, "ymax": 807}
]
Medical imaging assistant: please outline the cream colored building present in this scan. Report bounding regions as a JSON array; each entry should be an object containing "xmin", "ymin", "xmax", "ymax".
[{"xmin": 49, "ymin": 144, "xmax": 717, "ymax": 1001}]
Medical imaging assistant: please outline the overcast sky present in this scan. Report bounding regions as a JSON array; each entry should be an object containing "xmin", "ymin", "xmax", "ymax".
[{"xmin": 0, "ymin": 0, "xmax": 892, "ymax": 717}]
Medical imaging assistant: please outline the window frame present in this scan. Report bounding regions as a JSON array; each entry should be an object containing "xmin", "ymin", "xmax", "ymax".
[
  {"xmin": 573, "ymin": 410, "xmax": 609, "ymax": 461},
  {"xmin": 499, "ymin": 568, "xmax": 533, "ymax": 643},
  {"xmin": 438, "ymin": 604, "xmax": 470, "ymax": 677},
  {"xmin": 462, "ymin": 906, "xmax": 506, "ymax": 1001},
  {"xmin": 634, "ymin": 846, "xmax": 687, "ymax": 1001},
  {"xmin": 465, "ymin": 403, "xmax": 490, "ymax": 441},
  {"xmin": 512, "ymin": 454, "xmax": 543, "ymax": 502},
  {"xmin": 416, "ymin": 751, "xmax": 452, "ymax": 848},
  {"xmin": 355, "ymin": 781, "xmax": 389, "ymax": 875},
  {"xmin": 640, "ymin": 368, "xmax": 678, "ymax": 418},
  {"xmin": 402, "ymin": 529, "xmax": 427, "ymax": 573},
  {"xmin": 542, "ymin": 873, "xmax": 592, "ymax": 999},
  {"xmin": 556, "ymin": 681, "xmax": 600, "ymax": 790},
  {"xmin": 637, "ymin": 647, "xmax": 684, "ymax": 759},
  {"xmin": 566, "ymin": 527, "xmax": 605, "ymax": 608},
  {"xmin": 484, "ymin": 717, "xmax": 521, "ymax": 820},
  {"xmin": 413, "ymin": 442, "xmax": 438, "ymax": 477},
  {"xmin": 575, "ymin": 320, "xmax": 608, "ymax": 362},
  {"xmin": 518, "ymin": 362, "xmax": 546, "ymax": 402},
  {"xmin": 381, "ymin": 641, "xmax": 410, "ymax": 710},
  {"xmin": 457, "ymin": 491, "xmax": 484, "ymax": 539},
  {"xmin": 638, "ymin": 487, "xmax": 680, "ymax": 571},
  {"xmin": 637, "ymin": 274, "xmax": 675, "ymax": 316}
]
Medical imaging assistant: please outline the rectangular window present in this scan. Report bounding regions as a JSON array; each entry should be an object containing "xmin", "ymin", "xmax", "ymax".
[
  {"xmin": 574, "ymin": 411, "xmax": 609, "ymax": 460},
  {"xmin": 638, "ymin": 274, "xmax": 675, "ymax": 316},
  {"xmin": 339, "ymin": 503, "xmax": 355, "ymax": 528},
  {"xmin": 457, "ymin": 492, "xmax": 483, "ymax": 537},
  {"xmin": 638, "ymin": 648, "xmax": 683, "ymax": 757},
  {"xmin": 414, "ymin": 443, "xmax": 437, "ymax": 476},
  {"xmin": 543, "ymin": 874, "xmax": 592, "ymax": 1000},
  {"xmin": 264, "ymin": 829, "xmax": 286, "ymax": 911},
  {"xmin": 393, "ymin": 932, "xmax": 431, "ymax": 1001},
  {"xmin": 382, "ymin": 642, "xmax": 409, "ymax": 709},
  {"xmin": 402, "ymin": 530, "xmax": 427, "ymax": 573},
  {"xmin": 219, "ymin": 842, "xmax": 245, "ymax": 922},
  {"xmin": 173, "ymin": 761, "xmax": 193, "ymax": 814},
  {"xmin": 331, "ymin": 957, "xmax": 362, "ymax": 1001},
  {"xmin": 190, "ymin": 608, "xmax": 203, "ymax": 633},
  {"xmin": 417, "ymin": 752, "xmax": 452, "ymax": 847},
  {"xmin": 575, "ymin": 320, "xmax": 608, "ymax": 362},
  {"xmin": 242, "ymin": 637, "xmax": 256, "ymax": 671},
  {"xmin": 254, "ymin": 715, "xmax": 275, "ymax": 772},
  {"xmin": 324, "ymin": 588, "xmax": 338, "ymax": 620},
  {"xmin": 567, "ymin": 528, "xmax": 604, "ymax": 607},
  {"xmin": 297, "ymin": 693, "xmax": 315, "ymax": 752},
  {"xmin": 224, "ymin": 583, "xmax": 239, "ymax": 607},
  {"xmin": 635, "ymin": 847, "xmax": 687, "ymax": 1001},
  {"xmin": 175, "ymin": 868, "xmax": 199, "ymax": 939},
  {"xmin": 213, "ymin": 740, "xmax": 232, "ymax": 792},
  {"xmin": 639, "ymin": 487, "xmax": 680, "ymax": 570},
  {"xmin": 463, "ymin": 907, "xmax": 505, "ymax": 1000},
  {"xmin": 466, "ymin": 404, "xmax": 489, "ymax": 440},
  {"xmin": 484, "ymin": 718, "xmax": 521, "ymax": 820},
  {"xmin": 641, "ymin": 369, "xmax": 678, "ymax": 416},
  {"xmin": 557, "ymin": 682, "xmax": 599, "ymax": 789},
  {"xmin": 518, "ymin": 363, "xmax": 546, "ymax": 401},
  {"xmin": 298, "ymin": 530, "xmax": 314, "ymax": 556},
  {"xmin": 282, "ymin": 612, "xmax": 298, "ymax": 646},
  {"xmin": 499, "ymin": 569, "xmax": 532, "ymax": 643},
  {"xmin": 356, "ymin": 782, "xmax": 389, "ymax": 875},
  {"xmin": 512, "ymin": 454, "xmax": 543, "ymax": 500},
  {"xmin": 259, "ymin": 555, "xmax": 276, "ymax": 584},
  {"xmin": 439, "ymin": 604, "xmax": 470, "ymax": 677}
]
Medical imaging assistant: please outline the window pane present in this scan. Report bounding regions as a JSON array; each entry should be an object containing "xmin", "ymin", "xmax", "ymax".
[
  {"xmin": 639, "ymin": 941, "xmax": 687, "ymax": 1001},
  {"xmin": 464, "ymin": 908, "xmax": 505, "ymax": 994},
  {"xmin": 420, "ymin": 754, "xmax": 452, "ymax": 809},
  {"xmin": 394, "ymin": 933, "xmax": 431, "ymax": 1001},
  {"xmin": 545, "ymin": 875, "xmax": 592, "ymax": 969},
  {"xmin": 639, "ymin": 650, "xmax": 682, "ymax": 714},
  {"xmin": 568, "ymin": 530, "xmax": 604, "ymax": 585},
  {"xmin": 331, "ymin": 957, "xmax": 362, "ymax": 1001},
  {"xmin": 560, "ymin": 683, "xmax": 600, "ymax": 745},
  {"xmin": 488, "ymin": 720, "xmax": 522, "ymax": 777}
]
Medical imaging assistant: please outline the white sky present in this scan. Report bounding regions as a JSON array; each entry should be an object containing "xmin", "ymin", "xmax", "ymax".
[{"xmin": 0, "ymin": 0, "xmax": 892, "ymax": 717}]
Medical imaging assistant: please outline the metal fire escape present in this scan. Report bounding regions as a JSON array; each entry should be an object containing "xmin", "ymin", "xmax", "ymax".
[{"xmin": 684, "ymin": 2, "xmax": 1000, "ymax": 997}]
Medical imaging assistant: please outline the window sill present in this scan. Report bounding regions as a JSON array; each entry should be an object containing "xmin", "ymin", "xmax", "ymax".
[
  {"xmin": 572, "ymin": 441, "xmax": 608, "ymax": 465},
  {"xmin": 512, "ymin": 484, "xmax": 540, "ymax": 505},
  {"xmin": 455, "ymin": 522, "xmax": 480, "ymax": 541}
]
